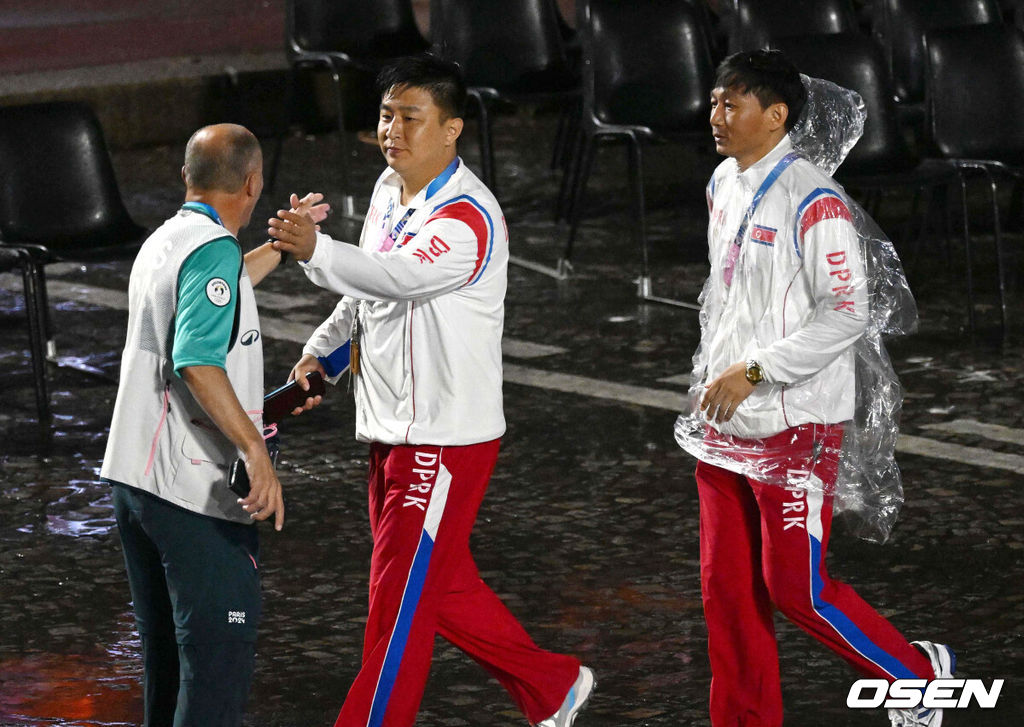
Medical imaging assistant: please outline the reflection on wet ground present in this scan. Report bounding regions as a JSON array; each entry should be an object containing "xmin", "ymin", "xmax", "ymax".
[{"xmin": 1, "ymin": 114, "xmax": 1022, "ymax": 726}]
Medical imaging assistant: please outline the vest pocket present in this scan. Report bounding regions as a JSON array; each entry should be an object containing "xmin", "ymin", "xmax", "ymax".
[{"xmin": 180, "ymin": 420, "xmax": 236, "ymax": 467}]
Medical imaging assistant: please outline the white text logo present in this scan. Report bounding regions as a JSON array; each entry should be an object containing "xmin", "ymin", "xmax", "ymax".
[
  {"xmin": 403, "ymin": 451, "xmax": 437, "ymax": 511},
  {"xmin": 847, "ymin": 679, "xmax": 1003, "ymax": 709}
]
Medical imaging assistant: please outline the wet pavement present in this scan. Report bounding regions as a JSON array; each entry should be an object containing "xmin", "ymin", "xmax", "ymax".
[{"xmin": 1, "ymin": 112, "xmax": 1023, "ymax": 726}]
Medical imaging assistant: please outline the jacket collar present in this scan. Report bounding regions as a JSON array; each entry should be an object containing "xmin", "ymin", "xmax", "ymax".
[
  {"xmin": 380, "ymin": 157, "xmax": 462, "ymax": 208},
  {"xmin": 737, "ymin": 135, "xmax": 794, "ymax": 191}
]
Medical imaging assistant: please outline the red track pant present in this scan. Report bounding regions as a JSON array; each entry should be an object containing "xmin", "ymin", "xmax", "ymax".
[
  {"xmin": 334, "ymin": 439, "xmax": 580, "ymax": 727},
  {"xmin": 695, "ymin": 423, "xmax": 934, "ymax": 727}
]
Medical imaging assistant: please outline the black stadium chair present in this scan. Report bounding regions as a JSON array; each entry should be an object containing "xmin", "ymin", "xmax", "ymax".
[
  {"xmin": 0, "ymin": 101, "xmax": 148, "ymax": 372},
  {"xmin": 924, "ymin": 22, "xmax": 1024, "ymax": 334},
  {"xmin": 560, "ymin": 0, "xmax": 714, "ymax": 307},
  {"xmin": 728, "ymin": 0, "xmax": 859, "ymax": 53},
  {"xmin": 286, "ymin": 0, "xmax": 429, "ymax": 218},
  {"xmin": 871, "ymin": 0, "xmax": 1002, "ymax": 117},
  {"xmin": 769, "ymin": 33, "xmax": 958, "ymax": 254},
  {"xmin": 430, "ymin": 0, "xmax": 580, "ymax": 196}
]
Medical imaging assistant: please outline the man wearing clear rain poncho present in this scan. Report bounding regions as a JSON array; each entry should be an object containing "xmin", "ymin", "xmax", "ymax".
[{"xmin": 674, "ymin": 50, "xmax": 954, "ymax": 727}]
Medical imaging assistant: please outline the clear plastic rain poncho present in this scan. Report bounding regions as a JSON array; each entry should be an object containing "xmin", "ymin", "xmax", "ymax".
[{"xmin": 674, "ymin": 76, "xmax": 918, "ymax": 543}]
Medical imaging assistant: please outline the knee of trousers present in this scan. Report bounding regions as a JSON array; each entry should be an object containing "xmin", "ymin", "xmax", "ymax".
[{"xmin": 763, "ymin": 573, "xmax": 816, "ymax": 621}]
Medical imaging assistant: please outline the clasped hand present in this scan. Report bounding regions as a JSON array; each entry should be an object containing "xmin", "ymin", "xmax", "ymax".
[{"xmin": 269, "ymin": 191, "xmax": 325, "ymax": 262}]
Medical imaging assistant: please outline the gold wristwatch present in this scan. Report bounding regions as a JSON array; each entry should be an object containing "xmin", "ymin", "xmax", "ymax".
[{"xmin": 745, "ymin": 360, "xmax": 764, "ymax": 385}]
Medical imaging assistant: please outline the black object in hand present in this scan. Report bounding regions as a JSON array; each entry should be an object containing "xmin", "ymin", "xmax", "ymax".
[
  {"xmin": 229, "ymin": 458, "xmax": 251, "ymax": 498},
  {"xmin": 229, "ymin": 435, "xmax": 280, "ymax": 499},
  {"xmin": 229, "ymin": 372, "xmax": 321, "ymax": 498},
  {"xmin": 263, "ymin": 371, "xmax": 325, "ymax": 424}
]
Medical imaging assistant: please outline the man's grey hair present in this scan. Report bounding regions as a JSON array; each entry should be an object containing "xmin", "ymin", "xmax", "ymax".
[{"xmin": 182, "ymin": 124, "xmax": 261, "ymax": 193}]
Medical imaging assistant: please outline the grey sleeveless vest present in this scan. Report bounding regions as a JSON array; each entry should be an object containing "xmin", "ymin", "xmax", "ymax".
[{"xmin": 101, "ymin": 208, "xmax": 264, "ymax": 523}]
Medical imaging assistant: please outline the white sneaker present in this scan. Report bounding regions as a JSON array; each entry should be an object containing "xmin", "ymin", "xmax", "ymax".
[
  {"xmin": 887, "ymin": 641, "xmax": 957, "ymax": 726},
  {"xmin": 536, "ymin": 666, "xmax": 595, "ymax": 727}
]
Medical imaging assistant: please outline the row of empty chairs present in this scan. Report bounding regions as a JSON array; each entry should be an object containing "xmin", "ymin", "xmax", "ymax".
[
  {"xmin": 286, "ymin": 0, "xmax": 580, "ymax": 210},
  {"xmin": 2, "ymin": 0, "xmax": 1022, "ymax": 424},
  {"xmin": 276, "ymin": 0, "xmax": 1022, "ymax": 311}
]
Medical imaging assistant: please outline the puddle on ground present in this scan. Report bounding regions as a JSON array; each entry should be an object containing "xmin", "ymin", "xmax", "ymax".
[{"xmin": 0, "ymin": 629, "xmax": 142, "ymax": 726}]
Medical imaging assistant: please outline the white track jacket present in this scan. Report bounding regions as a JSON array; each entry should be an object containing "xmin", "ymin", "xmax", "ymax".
[
  {"xmin": 696, "ymin": 135, "xmax": 869, "ymax": 439},
  {"xmin": 300, "ymin": 158, "xmax": 508, "ymax": 446}
]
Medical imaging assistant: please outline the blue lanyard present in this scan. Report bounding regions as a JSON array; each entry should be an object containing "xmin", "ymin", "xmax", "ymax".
[
  {"xmin": 732, "ymin": 152, "xmax": 800, "ymax": 248},
  {"xmin": 379, "ymin": 157, "xmax": 460, "ymax": 251},
  {"xmin": 181, "ymin": 201, "xmax": 224, "ymax": 227},
  {"xmin": 386, "ymin": 207, "xmax": 416, "ymax": 247}
]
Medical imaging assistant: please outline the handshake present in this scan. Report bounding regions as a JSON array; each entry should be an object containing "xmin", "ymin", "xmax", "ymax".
[{"xmin": 268, "ymin": 191, "xmax": 329, "ymax": 262}]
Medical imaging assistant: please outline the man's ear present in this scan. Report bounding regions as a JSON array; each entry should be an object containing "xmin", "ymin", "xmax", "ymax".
[
  {"xmin": 445, "ymin": 117, "xmax": 464, "ymax": 147},
  {"xmin": 245, "ymin": 169, "xmax": 261, "ymax": 198},
  {"xmin": 766, "ymin": 102, "xmax": 789, "ymax": 133},
  {"xmin": 181, "ymin": 166, "xmax": 187, "ymax": 185}
]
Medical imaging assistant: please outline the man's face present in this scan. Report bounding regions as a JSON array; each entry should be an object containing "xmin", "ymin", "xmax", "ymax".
[
  {"xmin": 377, "ymin": 85, "xmax": 458, "ymax": 186},
  {"xmin": 709, "ymin": 86, "xmax": 785, "ymax": 170}
]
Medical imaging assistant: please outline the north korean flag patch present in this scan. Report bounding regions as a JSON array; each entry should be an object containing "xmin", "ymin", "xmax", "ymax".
[{"xmin": 750, "ymin": 224, "xmax": 777, "ymax": 246}]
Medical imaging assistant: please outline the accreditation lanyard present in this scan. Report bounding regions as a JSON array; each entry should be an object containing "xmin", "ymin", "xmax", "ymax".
[
  {"xmin": 358, "ymin": 157, "xmax": 461, "ymax": 374},
  {"xmin": 377, "ymin": 203, "xmax": 416, "ymax": 252},
  {"xmin": 181, "ymin": 201, "xmax": 224, "ymax": 228},
  {"xmin": 722, "ymin": 152, "xmax": 799, "ymax": 286},
  {"xmin": 356, "ymin": 201, "xmax": 414, "ymax": 375},
  {"xmin": 376, "ymin": 157, "xmax": 460, "ymax": 252}
]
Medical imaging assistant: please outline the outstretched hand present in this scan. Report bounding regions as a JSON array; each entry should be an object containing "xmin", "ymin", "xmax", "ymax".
[{"xmin": 291, "ymin": 192, "xmax": 330, "ymax": 227}]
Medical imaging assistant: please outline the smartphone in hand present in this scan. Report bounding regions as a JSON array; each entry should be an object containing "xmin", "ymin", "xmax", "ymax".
[
  {"xmin": 262, "ymin": 371, "xmax": 325, "ymax": 424},
  {"xmin": 228, "ymin": 372, "xmax": 322, "ymax": 498}
]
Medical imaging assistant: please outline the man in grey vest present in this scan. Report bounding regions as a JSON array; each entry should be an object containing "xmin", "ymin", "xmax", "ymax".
[{"xmin": 100, "ymin": 124, "xmax": 322, "ymax": 726}]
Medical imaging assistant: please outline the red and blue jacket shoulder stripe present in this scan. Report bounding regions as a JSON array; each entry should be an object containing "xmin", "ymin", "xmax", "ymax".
[
  {"xmin": 425, "ymin": 194, "xmax": 496, "ymax": 286},
  {"xmin": 793, "ymin": 187, "xmax": 851, "ymax": 258}
]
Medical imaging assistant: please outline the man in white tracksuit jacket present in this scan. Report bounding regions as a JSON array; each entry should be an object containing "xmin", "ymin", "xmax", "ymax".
[
  {"xmin": 268, "ymin": 54, "xmax": 592, "ymax": 727},
  {"xmin": 685, "ymin": 50, "xmax": 953, "ymax": 727}
]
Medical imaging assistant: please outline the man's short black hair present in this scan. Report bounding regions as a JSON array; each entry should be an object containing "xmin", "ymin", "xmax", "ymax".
[
  {"xmin": 376, "ymin": 53, "xmax": 467, "ymax": 120},
  {"xmin": 714, "ymin": 49, "xmax": 807, "ymax": 131}
]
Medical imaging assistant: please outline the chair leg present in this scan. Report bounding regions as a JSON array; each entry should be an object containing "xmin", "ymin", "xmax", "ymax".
[
  {"xmin": 468, "ymin": 90, "xmax": 496, "ymax": 194},
  {"xmin": 551, "ymin": 104, "xmax": 570, "ymax": 171},
  {"xmin": 958, "ymin": 169, "xmax": 976, "ymax": 332},
  {"xmin": 551, "ymin": 99, "xmax": 580, "ymax": 172},
  {"xmin": 556, "ymin": 125, "xmax": 586, "ymax": 221},
  {"xmin": 981, "ymin": 167, "xmax": 1009, "ymax": 333},
  {"xmin": 21, "ymin": 257, "xmax": 50, "ymax": 421},
  {"xmin": 35, "ymin": 266, "xmax": 58, "ymax": 361},
  {"xmin": 626, "ymin": 136, "xmax": 652, "ymax": 299},
  {"xmin": 327, "ymin": 65, "xmax": 358, "ymax": 219},
  {"xmin": 563, "ymin": 135, "xmax": 597, "ymax": 265}
]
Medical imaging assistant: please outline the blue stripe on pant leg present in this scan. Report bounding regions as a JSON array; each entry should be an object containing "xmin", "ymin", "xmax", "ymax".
[
  {"xmin": 808, "ymin": 535, "xmax": 916, "ymax": 680},
  {"xmin": 367, "ymin": 530, "xmax": 435, "ymax": 727}
]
